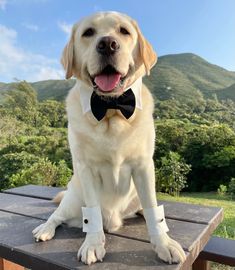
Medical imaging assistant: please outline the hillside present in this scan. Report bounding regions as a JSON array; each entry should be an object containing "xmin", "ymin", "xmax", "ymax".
[
  {"xmin": 0, "ymin": 53, "xmax": 235, "ymax": 103},
  {"xmin": 31, "ymin": 79, "xmax": 75, "ymax": 101},
  {"xmin": 144, "ymin": 53, "xmax": 235, "ymax": 103},
  {"xmin": 215, "ymin": 83, "xmax": 235, "ymax": 101},
  {"xmin": 0, "ymin": 79, "xmax": 75, "ymax": 102}
]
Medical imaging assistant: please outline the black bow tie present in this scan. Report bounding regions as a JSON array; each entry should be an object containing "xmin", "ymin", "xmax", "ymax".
[{"xmin": 90, "ymin": 89, "xmax": 136, "ymax": 121}]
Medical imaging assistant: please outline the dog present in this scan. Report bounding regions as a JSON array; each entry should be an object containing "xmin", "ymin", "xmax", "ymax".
[{"xmin": 32, "ymin": 11, "xmax": 186, "ymax": 265}]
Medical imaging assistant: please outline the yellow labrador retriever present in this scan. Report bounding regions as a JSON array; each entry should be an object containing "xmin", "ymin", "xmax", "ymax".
[{"xmin": 33, "ymin": 11, "xmax": 186, "ymax": 265}]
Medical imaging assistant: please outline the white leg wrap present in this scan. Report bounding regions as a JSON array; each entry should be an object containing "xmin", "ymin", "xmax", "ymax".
[
  {"xmin": 143, "ymin": 205, "xmax": 169, "ymax": 235},
  {"xmin": 82, "ymin": 206, "xmax": 103, "ymax": 233}
]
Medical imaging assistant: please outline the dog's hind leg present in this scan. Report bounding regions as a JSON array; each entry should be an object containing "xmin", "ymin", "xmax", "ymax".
[{"xmin": 32, "ymin": 175, "xmax": 83, "ymax": 241}]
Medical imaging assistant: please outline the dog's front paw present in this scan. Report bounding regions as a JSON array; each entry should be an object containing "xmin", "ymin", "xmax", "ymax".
[
  {"xmin": 77, "ymin": 231, "xmax": 106, "ymax": 265},
  {"xmin": 32, "ymin": 222, "xmax": 56, "ymax": 242},
  {"xmin": 150, "ymin": 232, "xmax": 186, "ymax": 264}
]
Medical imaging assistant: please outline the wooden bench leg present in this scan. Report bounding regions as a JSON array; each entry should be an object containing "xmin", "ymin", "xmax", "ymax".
[
  {"xmin": 192, "ymin": 257, "xmax": 211, "ymax": 270},
  {"xmin": 0, "ymin": 258, "xmax": 3, "ymax": 270},
  {"xmin": 0, "ymin": 258, "xmax": 24, "ymax": 270}
]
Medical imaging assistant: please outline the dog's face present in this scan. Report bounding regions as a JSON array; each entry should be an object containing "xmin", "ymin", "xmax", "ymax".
[{"xmin": 61, "ymin": 12, "xmax": 157, "ymax": 96}]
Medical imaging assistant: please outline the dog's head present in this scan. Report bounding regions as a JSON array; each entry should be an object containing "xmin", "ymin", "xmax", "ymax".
[{"xmin": 61, "ymin": 11, "xmax": 157, "ymax": 96}]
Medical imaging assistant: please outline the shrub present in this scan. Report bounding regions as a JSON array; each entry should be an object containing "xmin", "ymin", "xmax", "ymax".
[
  {"xmin": 217, "ymin": 184, "xmax": 227, "ymax": 196},
  {"xmin": 9, "ymin": 158, "xmax": 72, "ymax": 188},
  {"xmin": 228, "ymin": 178, "xmax": 235, "ymax": 199},
  {"xmin": 156, "ymin": 151, "xmax": 191, "ymax": 196},
  {"xmin": 0, "ymin": 152, "xmax": 41, "ymax": 190}
]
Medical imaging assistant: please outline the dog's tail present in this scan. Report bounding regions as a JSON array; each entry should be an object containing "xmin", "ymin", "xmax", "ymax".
[{"xmin": 53, "ymin": 191, "xmax": 66, "ymax": 204}]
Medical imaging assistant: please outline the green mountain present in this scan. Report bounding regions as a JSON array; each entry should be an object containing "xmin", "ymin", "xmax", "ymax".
[
  {"xmin": 31, "ymin": 79, "xmax": 75, "ymax": 101},
  {"xmin": 0, "ymin": 79, "xmax": 75, "ymax": 102},
  {"xmin": 144, "ymin": 53, "xmax": 235, "ymax": 103},
  {"xmin": 1, "ymin": 53, "xmax": 235, "ymax": 103}
]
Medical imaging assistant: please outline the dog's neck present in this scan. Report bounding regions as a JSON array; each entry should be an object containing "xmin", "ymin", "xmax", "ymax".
[{"xmin": 76, "ymin": 77, "xmax": 143, "ymax": 115}]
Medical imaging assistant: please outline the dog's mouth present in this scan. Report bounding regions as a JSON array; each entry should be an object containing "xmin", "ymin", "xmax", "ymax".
[{"xmin": 90, "ymin": 65, "xmax": 126, "ymax": 93}]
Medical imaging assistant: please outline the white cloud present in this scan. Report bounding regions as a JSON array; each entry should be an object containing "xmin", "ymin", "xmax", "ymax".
[
  {"xmin": 22, "ymin": 22, "xmax": 39, "ymax": 32},
  {"xmin": 32, "ymin": 67, "xmax": 64, "ymax": 82},
  {"xmin": 58, "ymin": 21, "xmax": 72, "ymax": 36},
  {"xmin": 0, "ymin": 0, "xmax": 7, "ymax": 10},
  {"xmin": 0, "ymin": 24, "xmax": 64, "ymax": 82}
]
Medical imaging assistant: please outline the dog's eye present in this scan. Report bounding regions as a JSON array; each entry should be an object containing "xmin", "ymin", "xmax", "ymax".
[
  {"xmin": 82, "ymin": 28, "xmax": 95, "ymax": 37},
  {"xmin": 120, "ymin": 27, "xmax": 130, "ymax": 35}
]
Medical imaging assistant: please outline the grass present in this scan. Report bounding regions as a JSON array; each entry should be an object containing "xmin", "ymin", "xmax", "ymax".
[
  {"xmin": 157, "ymin": 192, "xmax": 235, "ymax": 239},
  {"xmin": 157, "ymin": 192, "xmax": 235, "ymax": 270}
]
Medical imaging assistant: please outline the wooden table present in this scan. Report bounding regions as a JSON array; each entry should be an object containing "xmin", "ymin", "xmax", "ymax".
[{"xmin": 0, "ymin": 185, "xmax": 223, "ymax": 270}]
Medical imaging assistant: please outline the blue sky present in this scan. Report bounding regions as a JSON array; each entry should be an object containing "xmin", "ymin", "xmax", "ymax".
[{"xmin": 0, "ymin": 0, "xmax": 234, "ymax": 82}]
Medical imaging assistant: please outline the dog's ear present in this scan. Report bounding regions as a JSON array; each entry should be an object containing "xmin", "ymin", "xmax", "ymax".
[
  {"xmin": 132, "ymin": 20, "xmax": 157, "ymax": 75},
  {"xmin": 61, "ymin": 25, "xmax": 76, "ymax": 79}
]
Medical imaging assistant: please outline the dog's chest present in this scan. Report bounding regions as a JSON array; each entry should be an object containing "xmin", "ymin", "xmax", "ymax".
[
  {"xmin": 92, "ymin": 160, "xmax": 133, "ymax": 198},
  {"xmin": 76, "ymin": 115, "xmax": 138, "ymax": 191},
  {"xmin": 80, "ymin": 114, "xmax": 137, "ymax": 163}
]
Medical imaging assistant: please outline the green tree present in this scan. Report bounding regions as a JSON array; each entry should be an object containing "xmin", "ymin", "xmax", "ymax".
[
  {"xmin": 9, "ymin": 158, "xmax": 72, "ymax": 188},
  {"xmin": 38, "ymin": 100, "xmax": 67, "ymax": 127},
  {"xmin": 3, "ymin": 81, "xmax": 39, "ymax": 126},
  {"xmin": 0, "ymin": 152, "xmax": 41, "ymax": 190},
  {"xmin": 183, "ymin": 124, "xmax": 235, "ymax": 191},
  {"xmin": 0, "ymin": 115, "xmax": 31, "ymax": 146},
  {"xmin": 156, "ymin": 151, "xmax": 191, "ymax": 196}
]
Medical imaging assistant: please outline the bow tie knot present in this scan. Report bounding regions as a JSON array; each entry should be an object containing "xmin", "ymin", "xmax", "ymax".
[{"xmin": 90, "ymin": 89, "xmax": 136, "ymax": 121}]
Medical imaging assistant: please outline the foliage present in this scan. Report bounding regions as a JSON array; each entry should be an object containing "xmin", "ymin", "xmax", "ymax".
[
  {"xmin": 0, "ymin": 115, "xmax": 31, "ymax": 147},
  {"xmin": 228, "ymin": 178, "xmax": 235, "ymax": 199},
  {"xmin": 217, "ymin": 185, "xmax": 227, "ymax": 196},
  {"xmin": 0, "ymin": 152, "xmax": 41, "ymax": 190},
  {"xmin": 0, "ymin": 82, "xmax": 72, "ymax": 191},
  {"xmin": 38, "ymin": 100, "xmax": 67, "ymax": 127},
  {"xmin": 156, "ymin": 151, "xmax": 191, "ymax": 196},
  {"xmin": 155, "ymin": 120, "xmax": 235, "ymax": 191},
  {"xmin": 3, "ymin": 81, "xmax": 39, "ymax": 126},
  {"xmin": 9, "ymin": 159, "xmax": 72, "ymax": 188}
]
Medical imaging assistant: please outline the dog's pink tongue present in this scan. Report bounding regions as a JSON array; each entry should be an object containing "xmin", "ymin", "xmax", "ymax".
[{"xmin": 94, "ymin": 73, "xmax": 121, "ymax": 91}]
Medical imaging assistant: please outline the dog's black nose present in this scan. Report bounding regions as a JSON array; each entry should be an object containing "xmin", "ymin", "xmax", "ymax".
[{"xmin": 96, "ymin": 36, "xmax": 120, "ymax": 56}]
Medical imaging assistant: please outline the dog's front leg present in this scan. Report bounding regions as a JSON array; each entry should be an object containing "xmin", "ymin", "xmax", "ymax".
[
  {"xmin": 77, "ymin": 161, "xmax": 105, "ymax": 265},
  {"xmin": 133, "ymin": 159, "xmax": 186, "ymax": 264}
]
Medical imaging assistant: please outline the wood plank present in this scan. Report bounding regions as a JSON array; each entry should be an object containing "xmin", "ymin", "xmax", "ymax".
[
  {"xmin": 3, "ymin": 185, "xmax": 64, "ymax": 201},
  {"xmin": 115, "ymin": 213, "xmax": 221, "ymax": 260},
  {"xmin": 0, "ymin": 193, "xmax": 56, "ymax": 220},
  {"xmin": 192, "ymin": 258, "xmax": 211, "ymax": 270},
  {"xmin": 116, "ymin": 216, "xmax": 210, "ymax": 252},
  {"xmin": 0, "ymin": 258, "xmax": 3, "ymax": 270},
  {"xmin": 157, "ymin": 200, "xmax": 222, "ymax": 225},
  {"xmin": 0, "ymin": 211, "xmax": 191, "ymax": 270},
  {"xmin": 0, "ymin": 193, "xmax": 211, "ymax": 252},
  {"xmin": 2, "ymin": 185, "xmax": 223, "ymax": 225},
  {"xmin": 198, "ymin": 236, "xmax": 235, "ymax": 266},
  {"xmin": 2, "ymin": 259, "xmax": 24, "ymax": 270},
  {"xmin": 114, "ymin": 208, "xmax": 222, "ymax": 260}
]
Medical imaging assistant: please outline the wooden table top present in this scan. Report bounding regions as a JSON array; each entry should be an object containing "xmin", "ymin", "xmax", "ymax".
[{"xmin": 0, "ymin": 185, "xmax": 223, "ymax": 270}]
